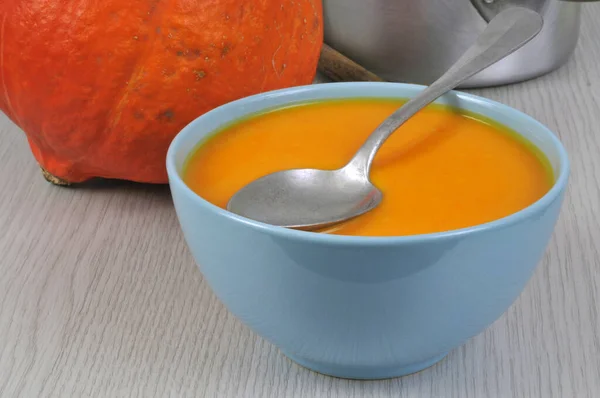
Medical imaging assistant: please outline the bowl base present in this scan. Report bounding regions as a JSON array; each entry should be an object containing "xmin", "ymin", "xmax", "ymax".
[{"xmin": 281, "ymin": 350, "xmax": 449, "ymax": 380}]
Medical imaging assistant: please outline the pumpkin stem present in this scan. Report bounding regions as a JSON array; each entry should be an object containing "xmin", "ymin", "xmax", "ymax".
[{"xmin": 41, "ymin": 167, "xmax": 71, "ymax": 186}]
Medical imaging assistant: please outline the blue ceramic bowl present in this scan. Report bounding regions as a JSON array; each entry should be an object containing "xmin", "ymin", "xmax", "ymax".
[{"xmin": 166, "ymin": 83, "xmax": 569, "ymax": 380}]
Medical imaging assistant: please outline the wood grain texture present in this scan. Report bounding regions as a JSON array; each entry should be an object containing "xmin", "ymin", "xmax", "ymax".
[{"xmin": 1, "ymin": 6, "xmax": 599, "ymax": 397}]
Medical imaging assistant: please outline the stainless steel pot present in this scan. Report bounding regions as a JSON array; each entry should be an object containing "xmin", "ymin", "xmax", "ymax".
[{"xmin": 323, "ymin": 0, "xmax": 594, "ymax": 87}]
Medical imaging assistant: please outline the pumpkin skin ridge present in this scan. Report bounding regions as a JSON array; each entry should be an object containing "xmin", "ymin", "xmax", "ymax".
[
  {"xmin": 0, "ymin": 0, "xmax": 323, "ymax": 184},
  {"xmin": 76, "ymin": 0, "xmax": 180, "ymax": 183},
  {"xmin": 103, "ymin": 1, "xmax": 170, "ymax": 141},
  {"xmin": 79, "ymin": 2, "xmax": 171, "ymax": 184}
]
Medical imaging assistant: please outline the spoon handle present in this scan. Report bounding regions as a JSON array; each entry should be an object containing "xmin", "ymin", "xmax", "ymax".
[{"xmin": 346, "ymin": 7, "xmax": 543, "ymax": 176}]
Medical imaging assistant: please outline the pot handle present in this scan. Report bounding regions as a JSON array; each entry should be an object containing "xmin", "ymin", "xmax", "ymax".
[
  {"xmin": 470, "ymin": 0, "xmax": 597, "ymax": 22},
  {"xmin": 470, "ymin": 0, "xmax": 547, "ymax": 22}
]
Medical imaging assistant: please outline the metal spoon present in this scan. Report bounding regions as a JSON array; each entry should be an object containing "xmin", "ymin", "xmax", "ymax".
[{"xmin": 227, "ymin": 7, "xmax": 543, "ymax": 231}]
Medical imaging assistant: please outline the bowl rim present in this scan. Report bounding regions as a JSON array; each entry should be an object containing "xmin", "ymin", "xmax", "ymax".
[{"xmin": 166, "ymin": 82, "xmax": 570, "ymax": 247}]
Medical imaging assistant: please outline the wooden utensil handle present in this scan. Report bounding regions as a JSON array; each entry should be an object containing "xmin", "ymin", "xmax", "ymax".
[{"xmin": 317, "ymin": 43, "xmax": 385, "ymax": 82}]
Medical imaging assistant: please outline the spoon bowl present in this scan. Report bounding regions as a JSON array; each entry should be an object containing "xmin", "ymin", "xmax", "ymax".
[{"xmin": 227, "ymin": 167, "xmax": 382, "ymax": 230}]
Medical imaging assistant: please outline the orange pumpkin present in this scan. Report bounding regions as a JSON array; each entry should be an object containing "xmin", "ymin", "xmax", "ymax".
[{"xmin": 0, "ymin": 0, "xmax": 323, "ymax": 184}]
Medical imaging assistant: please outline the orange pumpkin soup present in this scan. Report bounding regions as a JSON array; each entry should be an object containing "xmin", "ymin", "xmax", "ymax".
[{"xmin": 183, "ymin": 99, "xmax": 553, "ymax": 237}]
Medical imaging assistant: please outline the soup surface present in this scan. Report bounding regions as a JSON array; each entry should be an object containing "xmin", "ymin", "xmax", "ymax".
[{"xmin": 183, "ymin": 99, "xmax": 552, "ymax": 237}]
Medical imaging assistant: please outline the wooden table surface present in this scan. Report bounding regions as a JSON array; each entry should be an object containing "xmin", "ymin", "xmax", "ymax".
[{"xmin": 1, "ymin": 6, "xmax": 599, "ymax": 398}]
